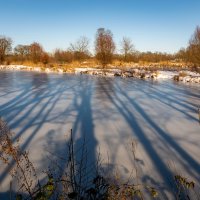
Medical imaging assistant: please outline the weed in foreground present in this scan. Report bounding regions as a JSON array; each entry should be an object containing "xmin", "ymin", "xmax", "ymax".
[{"xmin": 0, "ymin": 118, "xmax": 198, "ymax": 200}]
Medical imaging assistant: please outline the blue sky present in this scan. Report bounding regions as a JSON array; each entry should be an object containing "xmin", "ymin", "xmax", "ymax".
[{"xmin": 0, "ymin": 0, "xmax": 199, "ymax": 53}]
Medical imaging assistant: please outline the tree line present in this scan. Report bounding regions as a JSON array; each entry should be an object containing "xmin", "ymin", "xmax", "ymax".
[{"xmin": 0, "ymin": 26, "xmax": 200, "ymax": 66}]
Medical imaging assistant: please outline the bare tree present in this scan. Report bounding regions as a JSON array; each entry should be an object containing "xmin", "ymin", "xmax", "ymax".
[
  {"xmin": 189, "ymin": 26, "xmax": 200, "ymax": 47},
  {"xmin": 176, "ymin": 48, "xmax": 187, "ymax": 61},
  {"xmin": 14, "ymin": 44, "xmax": 30, "ymax": 61},
  {"xmin": 69, "ymin": 36, "xmax": 89, "ymax": 53},
  {"xmin": 121, "ymin": 37, "xmax": 135, "ymax": 62},
  {"xmin": 54, "ymin": 49, "xmax": 73, "ymax": 63},
  {"xmin": 40, "ymin": 52, "xmax": 50, "ymax": 65},
  {"xmin": 29, "ymin": 42, "xmax": 44, "ymax": 63},
  {"xmin": 95, "ymin": 28, "xmax": 115, "ymax": 66},
  {"xmin": 14, "ymin": 44, "xmax": 49, "ymax": 64},
  {"xmin": 0, "ymin": 36, "xmax": 12, "ymax": 64},
  {"xmin": 69, "ymin": 36, "xmax": 90, "ymax": 61},
  {"xmin": 187, "ymin": 26, "xmax": 200, "ymax": 65}
]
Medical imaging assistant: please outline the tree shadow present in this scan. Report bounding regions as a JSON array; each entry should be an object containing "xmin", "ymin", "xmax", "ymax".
[
  {"xmin": 0, "ymin": 73, "xmax": 79, "ymax": 185},
  {"xmin": 96, "ymin": 78, "xmax": 175, "ymax": 193},
  {"xmin": 0, "ymin": 72, "xmax": 199, "ymax": 199},
  {"xmin": 94, "ymin": 77, "xmax": 200, "ymax": 197},
  {"xmin": 115, "ymin": 79, "xmax": 200, "ymax": 179}
]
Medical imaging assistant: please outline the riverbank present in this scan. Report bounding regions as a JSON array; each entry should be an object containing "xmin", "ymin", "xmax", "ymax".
[
  {"xmin": 76, "ymin": 67, "xmax": 200, "ymax": 83},
  {"xmin": 1, "ymin": 64, "xmax": 200, "ymax": 83},
  {"xmin": 0, "ymin": 64, "xmax": 70, "ymax": 73}
]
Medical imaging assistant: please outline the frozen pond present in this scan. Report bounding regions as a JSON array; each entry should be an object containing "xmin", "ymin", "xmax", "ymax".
[{"xmin": 0, "ymin": 70, "xmax": 200, "ymax": 198}]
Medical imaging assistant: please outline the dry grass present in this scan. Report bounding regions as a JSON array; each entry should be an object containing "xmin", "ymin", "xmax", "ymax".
[
  {"xmin": 0, "ymin": 118, "xmax": 39, "ymax": 198},
  {"xmin": 8, "ymin": 59, "xmax": 191, "ymax": 71},
  {"xmin": 179, "ymin": 71, "xmax": 188, "ymax": 77}
]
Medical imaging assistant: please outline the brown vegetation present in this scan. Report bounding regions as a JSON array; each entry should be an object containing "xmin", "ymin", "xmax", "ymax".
[
  {"xmin": 95, "ymin": 28, "xmax": 115, "ymax": 66},
  {"xmin": 1, "ymin": 26, "xmax": 200, "ymax": 69},
  {"xmin": 176, "ymin": 26, "xmax": 200, "ymax": 66},
  {"xmin": 120, "ymin": 37, "xmax": 135, "ymax": 62},
  {"xmin": 0, "ymin": 36, "xmax": 12, "ymax": 64}
]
